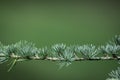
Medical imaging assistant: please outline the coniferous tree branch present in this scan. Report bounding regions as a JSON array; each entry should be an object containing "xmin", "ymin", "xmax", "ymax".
[
  {"xmin": 106, "ymin": 67, "xmax": 120, "ymax": 80},
  {"xmin": 0, "ymin": 35, "xmax": 120, "ymax": 77},
  {"xmin": 0, "ymin": 53, "xmax": 120, "ymax": 61}
]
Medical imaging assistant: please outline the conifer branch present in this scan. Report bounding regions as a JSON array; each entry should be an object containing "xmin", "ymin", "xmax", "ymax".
[
  {"xmin": 0, "ymin": 54, "xmax": 120, "ymax": 61},
  {"xmin": 0, "ymin": 34, "xmax": 120, "ymax": 80}
]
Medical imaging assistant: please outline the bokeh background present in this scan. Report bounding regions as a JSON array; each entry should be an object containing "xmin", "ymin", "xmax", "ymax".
[{"xmin": 0, "ymin": 0, "xmax": 120, "ymax": 80}]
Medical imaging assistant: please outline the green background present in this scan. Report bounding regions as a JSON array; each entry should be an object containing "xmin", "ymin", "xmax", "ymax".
[{"xmin": 0, "ymin": 0, "xmax": 120, "ymax": 80}]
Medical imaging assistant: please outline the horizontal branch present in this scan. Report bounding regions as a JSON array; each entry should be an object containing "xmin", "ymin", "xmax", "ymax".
[
  {"xmin": 0, "ymin": 53, "xmax": 120, "ymax": 62},
  {"xmin": 0, "ymin": 35, "xmax": 119, "ymax": 72},
  {"xmin": 46, "ymin": 56, "xmax": 120, "ymax": 61}
]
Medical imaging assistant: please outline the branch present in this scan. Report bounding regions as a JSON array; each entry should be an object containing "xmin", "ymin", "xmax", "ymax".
[
  {"xmin": 0, "ymin": 35, "xmax": 120, "ymax": 72},
  {"xmin": 0, "ymin": 54, "xmax": 120, "ymax": 61}
]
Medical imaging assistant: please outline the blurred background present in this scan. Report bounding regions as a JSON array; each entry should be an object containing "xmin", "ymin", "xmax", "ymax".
[{"xmin": 0, "ymin": 0, "xmax": 120, "ymax": 80}]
